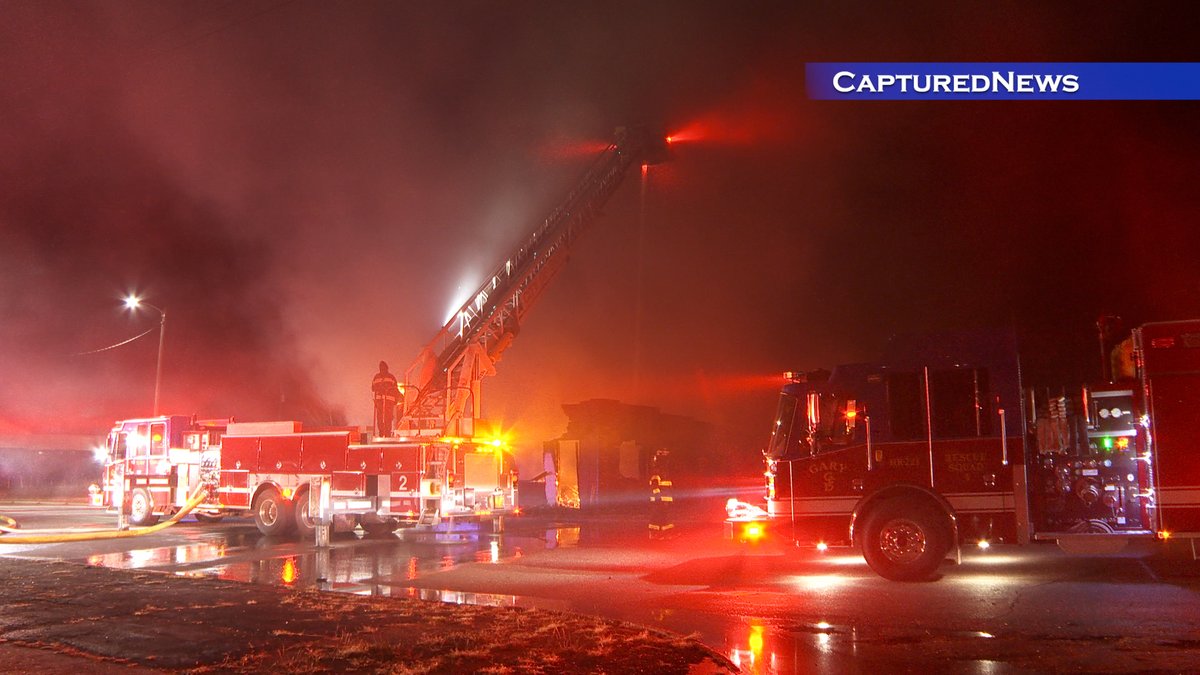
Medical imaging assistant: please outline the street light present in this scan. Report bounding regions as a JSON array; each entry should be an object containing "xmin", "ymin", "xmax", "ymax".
[{"xmin": 124, "ymin": 294, "xmax": 166, "ymax": 417}]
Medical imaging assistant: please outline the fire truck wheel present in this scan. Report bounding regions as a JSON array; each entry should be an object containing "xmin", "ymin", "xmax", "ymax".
[
  {"xmin": 861, "ymin": 502, "xmax": 949, "ymax": 582},
  {"xmin": 253, "ymin": 488, "xmax": 295, "ymax": 537},
  {"xmin": 293, "ymin": 487, "xmax": 317, "ymax": 537},
  {"xmin": 129, "ymin": 488, "xmax": 159, "ymax": 527}
]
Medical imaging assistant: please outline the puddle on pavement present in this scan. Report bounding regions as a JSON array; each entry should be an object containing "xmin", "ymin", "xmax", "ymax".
[
  {"xmin": 545, "ymin": 526, "xmax": 580, "ymax": 548},
  {"xmin": 86, "ymin": 540, "xmax": 233, "ymax": 570},
  {"xmin": 81, "ymin": 530, "xmax": 259, "ymax": 572},
  {"xmin": 76, "ymin": 523, "xmax": 1020, "ymax": 673},
  {"xmin": 160, "ymin": 529, "xmax": 535, "ymax": 589},
  {"xmin": 709, "ymin": 618, "xmax": 1021, "ymax": 674}
]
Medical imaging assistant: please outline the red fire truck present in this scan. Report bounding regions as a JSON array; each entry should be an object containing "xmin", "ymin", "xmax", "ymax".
[
  {"xmin": 99, "ymin": 416, "xmax": 516, "ymax": 536},
  {"xmin": 725, "ymin": 320, "xmax": 1200, "ymax": 581},
  {"xmin": 98, "ymin": 127, "xmax": 670, "ymax": 536}
]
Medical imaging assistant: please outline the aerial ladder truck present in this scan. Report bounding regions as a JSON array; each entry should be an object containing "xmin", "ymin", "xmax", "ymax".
[{"xmin": 94, "ymin": 127, "xmax": 670, "ymax": 538}]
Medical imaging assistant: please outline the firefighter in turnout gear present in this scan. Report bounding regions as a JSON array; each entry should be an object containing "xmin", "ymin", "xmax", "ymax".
[
  {"xmin": 372, "ymin": 361, "xmax": 400, "ymax": 437},
  {"xmin": 648, "ymin": 449, "xmax": 674, "ymax": 539}
]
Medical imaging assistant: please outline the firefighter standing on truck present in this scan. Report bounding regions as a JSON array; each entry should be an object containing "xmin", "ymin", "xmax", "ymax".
[{"xmin": 372, "ymin": 361, "xmax": 399, "ymax": 437}]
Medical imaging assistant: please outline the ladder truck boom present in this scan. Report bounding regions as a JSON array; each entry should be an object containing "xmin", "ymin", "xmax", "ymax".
[{"xmin": 399, "ymin": 126, "xmax": 669, "ymax": 438}]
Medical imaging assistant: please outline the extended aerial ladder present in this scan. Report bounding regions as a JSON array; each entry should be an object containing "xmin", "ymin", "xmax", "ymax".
[{"xmin": 397, "ymin": 126, "xmax": 669, "ymax": 438}]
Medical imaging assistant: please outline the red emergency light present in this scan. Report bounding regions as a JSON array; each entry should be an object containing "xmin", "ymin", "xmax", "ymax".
[{"xmin": 665, "ymin": 122, "xmax": 706, "ymax": 145}]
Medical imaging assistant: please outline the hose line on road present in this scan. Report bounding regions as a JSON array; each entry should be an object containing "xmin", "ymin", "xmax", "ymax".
[{"xmin": 0, "ymin": 485, "xmax": 209, "ymax": 544}]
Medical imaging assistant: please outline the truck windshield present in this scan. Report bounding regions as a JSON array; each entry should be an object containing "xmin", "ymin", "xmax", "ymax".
[
  {"xmin": 766, "ymin": 392, "xmax": 803, "ymax": 459},
  {"xmin": 767, "ymin": 389, "xmax": 861, "ymax": 459}
]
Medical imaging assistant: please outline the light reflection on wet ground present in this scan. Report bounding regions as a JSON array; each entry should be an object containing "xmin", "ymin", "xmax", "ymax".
[
  {"xmin": 79, "ymin": 524, "xmax": 539, "ymax": 596},
  {"xmin": 712, "ymin": 617, "xmax": 1023, "ymax": 674},
  {"xmin": 73, "ymin": 521, "xmax": 1025, "ymax": 674},
  {"xmin": 5, "ymin": 505, "xmax": 1188, "ymax": 674}
]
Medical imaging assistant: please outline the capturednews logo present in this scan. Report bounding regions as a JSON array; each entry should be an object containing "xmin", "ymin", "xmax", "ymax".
[
  {"xmin": 805, "ymin": 63, "xmax": 1200, "ymax": 100},
  {"xmin": 833, "ymin": 70, "xmax": 1078, "ymax": 95}
]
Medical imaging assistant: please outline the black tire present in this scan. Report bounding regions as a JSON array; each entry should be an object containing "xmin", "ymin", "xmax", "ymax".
[
  {"xmin": 128, "ymin": 488, "xmax": 159, "ymax": 527},
  {"xmin": 293, "ymin": 487, "xmax": 317, "ymax": 538},
  {"xmin": 253, "ymin": 488, "xmax": 295, "ymax": 537},
  {"xmin": 861, "ymin": 502, "xmax": 949, "ymax": 581},
  {"xmin": 194, "ymin": 513, "xmax": 225, "ymax": 524}
]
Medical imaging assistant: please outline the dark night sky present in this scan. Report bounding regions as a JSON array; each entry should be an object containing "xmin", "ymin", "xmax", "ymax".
[{"xmin": 2, "ymin": 2, "xmax": 1198, "ymax": 473}]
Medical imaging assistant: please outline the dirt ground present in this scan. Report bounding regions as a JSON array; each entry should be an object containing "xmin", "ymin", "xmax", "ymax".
[{"xmin": 0, "ymin": 558, "xmax": 735, "ymax": 674}]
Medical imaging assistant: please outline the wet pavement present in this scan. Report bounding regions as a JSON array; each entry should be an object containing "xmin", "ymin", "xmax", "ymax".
[
  {"xmin": 0, "ymin": 556, "xmax": 726, "ymax": 673},
  {"xmin": 4, "ymin": 502, "xmax": 1200, "ymax": 672}
]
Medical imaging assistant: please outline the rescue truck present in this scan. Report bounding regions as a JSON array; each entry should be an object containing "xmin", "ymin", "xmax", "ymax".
[
  {"xmin": 97, "ymin": 126, "xmax": 670, "ymax": 536},
  {"xmin": 725, "ymin": 319, "xmax": 1200, "ymax": 581}
]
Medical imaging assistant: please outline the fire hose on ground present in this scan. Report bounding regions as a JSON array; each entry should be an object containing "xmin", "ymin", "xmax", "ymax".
[{"xmin": 0, "ymin": 485, "xmax": 209, "ymax": 544}]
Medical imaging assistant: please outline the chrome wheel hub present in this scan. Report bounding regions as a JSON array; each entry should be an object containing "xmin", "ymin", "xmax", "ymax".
[
  {"xmin": 878, "ymin": 518, "xmax": 927, "ymax": 564},
  {"xmin": 260, "ymin": 500, "xmax": 278, "ymax": 526}
]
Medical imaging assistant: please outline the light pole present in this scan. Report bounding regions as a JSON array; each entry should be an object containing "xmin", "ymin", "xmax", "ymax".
[{"xmin": 124, "ymin": 295, "xmax": 166, "ymax": 417}]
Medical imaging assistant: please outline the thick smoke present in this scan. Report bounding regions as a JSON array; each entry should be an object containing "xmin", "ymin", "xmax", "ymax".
[
  {"xmin": 2, "ymin": 3, "xmax": 1198, "ymax": 471},
  {"xmin": 0, "ymin": 3, "xmax": 341, "ymax": 433},
  {"xmin": 0, "ymin": 115, "xmax": 342, "ymax": 432}
]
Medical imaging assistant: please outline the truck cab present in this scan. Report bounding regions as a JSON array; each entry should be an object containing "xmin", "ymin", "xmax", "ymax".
[
  {"xmin": 100, "ymin": 415, "xmax": 228, "ymax": 526},
  {"xmin": 731, "ymin": 331, "xmax": 1025, "ymax": 580}
]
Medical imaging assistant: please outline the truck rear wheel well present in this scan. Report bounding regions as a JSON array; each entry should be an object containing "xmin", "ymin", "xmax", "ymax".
[
  {"xmin": 251, "ymin": 482, "xmax": 283, "ymax": 508},
  {"xmin": 852, "ymin": 486, "xmax": 956, "ymax": 547}
]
